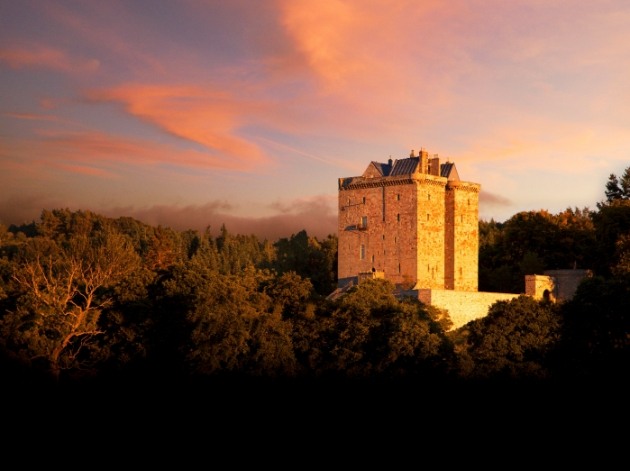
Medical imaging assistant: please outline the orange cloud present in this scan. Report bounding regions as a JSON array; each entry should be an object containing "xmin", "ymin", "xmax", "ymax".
[
  {"xmin": 56, "ymin": 164, "xmax": 115, "ymax": 178},
  {"xmin": 87, "ymin": 84, "xmax": 272, "ymax": 168},
  {"xmin": 2, "ymin": 129, "xmax": 269, "ymax": 178},
  {"xmin": 39, "ymin": 132, "xmax": 266, "ymax": 171},
  {"xmin": 0, "ymin": 45, "xmax": 99, "ymax": 73}
]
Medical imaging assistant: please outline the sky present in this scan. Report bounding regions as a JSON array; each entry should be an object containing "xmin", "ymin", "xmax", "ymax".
[{"xmin": 1, "ymin": 0, "xmax": 629, "ymax": 240}]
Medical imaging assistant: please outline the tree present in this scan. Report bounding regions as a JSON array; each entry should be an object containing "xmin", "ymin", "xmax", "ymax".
[
  {"xmin": 461, "ymin": 295, "xmax": 562, "ymax": 381},
  {"xmin": 183, "ymin": 269, "xmax": 297, "ymax": 379},
  {"xmin": 591, "ymin": 199, "xmax": 630, "ymax": 276},
  {"xmin": 604, "ymin": 166, "xmax": 630, "ymax": 202},
  {"xmin": 307, "ymin": 279, "xmax": 455, "ymax": 381},
  {"xmin": 555, "ymin": 275, "xmax": 630, "ymax": 381},
  {"xmin": 2, "ymin": 228, "xmax": 140, "ymax": 381}
]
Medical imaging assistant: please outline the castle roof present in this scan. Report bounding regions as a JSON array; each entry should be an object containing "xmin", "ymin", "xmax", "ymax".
[
  {"xmin": 441, "ymin": 161, "xmax": 459, "ymax": 180},
  {"xmin": 370, "ymin": 160, "xmax": 393, "ymax": 176},
  {"xmin": 366, "ymin": 156, "xmax": 460, "ymax": 181},
  {"xmin": 390, "ymin": 157, "xmax": 419, "ymax": 176}
]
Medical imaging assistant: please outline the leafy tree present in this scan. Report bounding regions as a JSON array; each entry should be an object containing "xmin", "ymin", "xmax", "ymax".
[
  {"xmin": 273, "ymin": 230, "xmax": 338, "ymax": 296},
  {"xmin": 183, "ymin": 268, "xmax": 297, "ymax": 379},
  {"xmin": 262, "ymin": 271, "xmax": 314, "ymax": 318},
  {"xmin": 307, "ymin": 279, "xmax": 455, "ymax": 381},
  {"xmin": 604, "ymin": 166, "xmax": 630, "ymax": 202},
  {"xmin": 460, "ymin": 295, "xmax": 562, "ymax": 381},
  {"xmin": 2, "ymin": 227, "xmax": 140, "ymax": 381},
  {"xmin": 554, "ymin": 275, "xmax": 630, "ymax": 381},
  {"xmin": 479, "ymin": 208, "xmax": 597, "ymax": 292},
  {"xmin": 591, "ymin": 199, "xmax": 630, "ymax": 277}
]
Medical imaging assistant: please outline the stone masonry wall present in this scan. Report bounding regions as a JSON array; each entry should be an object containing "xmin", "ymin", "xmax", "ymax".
[
  {"xmin": 445, "ymin": 182, "xmax": 480, "ymax": 291},
  {"xmin": 414, "ymin": 288, "xmax": 521, "ymax": 330},
  {"xmin": 414, "ymin": 176, "xmax": 447, "ymax": 289}
]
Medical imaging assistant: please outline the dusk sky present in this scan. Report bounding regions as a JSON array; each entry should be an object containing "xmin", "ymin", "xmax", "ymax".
[{"xmin": 2, "ymin": 0, "xmax": 629, "ymax": 240}]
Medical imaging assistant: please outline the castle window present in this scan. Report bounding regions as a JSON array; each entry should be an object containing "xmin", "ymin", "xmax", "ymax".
[
  {"xmin": 427, "ymin": 264, "xmax": 430, "ymax": 272},
  {"xmin": 360, "ymin": 216, "xmax": 368, "ymax": 229},
  {"xmin": 426, "ymin": 213, "xmax": 430, "ymax": 221},
  {"xmin": 396, "ymin": 194, "xmax": 400, "ymax": 201},
  {"xmin": 360, "ymin": 244, "xmax": 366, "ymax": 260},
  {"xmin": 362, "ymin": 197, "xmax": 366, "ymax": 204},
  {"xmin": 397, "ymin": 214, "xmax": 400, "ymax": 222},
  {"xmin": 371, "ymin": 255, "xmax": 375, "ymax": 263},
  {"xmin": 382, "ymin": 234, "xmax": 385, "ymax": 240},
  {"xmin": 428, "ymin": 193, "xmax": 431, "ymax": 201},
  {"xmin": 398, "ymin": 263, "xmax": 401, "ymax": 274}
]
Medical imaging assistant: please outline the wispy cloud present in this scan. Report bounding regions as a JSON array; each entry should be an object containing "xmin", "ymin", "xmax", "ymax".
[
  {"xmin": 86, "ymin": 84, "xmax": 273, "ymax": 169},
  {"xmin": 0, "ymin": 45, "xmax": 99, "ymax": 73}
]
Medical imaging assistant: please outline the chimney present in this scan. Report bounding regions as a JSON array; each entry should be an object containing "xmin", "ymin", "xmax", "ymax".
[
  {"xmin": 429, "ymin": 156, "xmax": 440, "ymax": 176},
  {"xmin": 419, "ymin": 148, "xmax": 429, "ymax": 174}
]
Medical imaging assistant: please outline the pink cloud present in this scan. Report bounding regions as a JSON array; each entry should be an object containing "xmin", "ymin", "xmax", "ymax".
[
  {"xmin": 0, "ymin": 45, "xmax": 99, "ymax": 73},
  {"xmin": 2, "ymin": 128, "xmax": 270, "ymax": 178},
  {"xmin": 87, "ymin": 84, "xmax": 272, "ymax": 169}
]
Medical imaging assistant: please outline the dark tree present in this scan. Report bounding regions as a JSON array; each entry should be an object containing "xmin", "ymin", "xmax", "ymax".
[
  {"xmin": 554, "ymin": 275, "xmax": 630, "ymax": 382},
  {"xmin": 459, "ymin": 295, "xmax": 562, "ymax": 382}
]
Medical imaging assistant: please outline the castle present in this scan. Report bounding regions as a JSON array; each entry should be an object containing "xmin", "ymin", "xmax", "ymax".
[{"xmin": 336, "ymin": 148, "xmax": 590, "ymax": 329}]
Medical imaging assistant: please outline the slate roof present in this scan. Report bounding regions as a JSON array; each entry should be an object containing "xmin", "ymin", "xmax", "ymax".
[
  {"xmin": 371, "ymin": 161, "xmax": 393, "ymax": 176},
  {"xmin": 390, "ymin": 157, "xmax": 420, "ymax": 176},
  {"xmin": 358, "ymin": 156, "xmax": 460, "ymax": 181},
  {"xmin": 441, "ymin": 161, "xmax": 459, "ymax": 180}
]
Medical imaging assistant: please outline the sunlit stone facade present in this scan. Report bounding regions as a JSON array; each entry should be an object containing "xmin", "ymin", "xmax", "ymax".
[{"xmin": 337, "ymin": 149, "xmax": 480, "ymax": 291}]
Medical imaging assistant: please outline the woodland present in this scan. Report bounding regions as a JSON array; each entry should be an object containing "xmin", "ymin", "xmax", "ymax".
[{"xmin": 1, "ymin": 167, "xmax": 629, "ymax": 398}]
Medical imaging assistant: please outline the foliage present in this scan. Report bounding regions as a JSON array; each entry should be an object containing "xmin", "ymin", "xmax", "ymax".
[
  {"xmin": 479, "ymin": 208, "xmax": 596, "ymax": 292},
  {"xmin": 1, "ymin": 177, "xmax": 629, "ymax": 389},
  {"xmin": 554, "ymin": 275, "xmax": 630, "ymax": 381},
  {"xmin": 591, "ymin": 199, "xmax": 630, "ymax": 277},
  {"xmin": 604, "ymin": 166, "xmax": 630, "ymax": 202},
  {"xmin": 459, "ymin": 296, "xmax": 562, "ymax": 381},
  {"xmin": 1, "ymin": 215, "xmax": 141, "ymax": 381},
  {"xmin": 299, "ymin": 279, "xmax": 457, "ymax": 381},
  {"xmin": 272, "ymin": 230, "xmax": 337, "ymax": 296}
]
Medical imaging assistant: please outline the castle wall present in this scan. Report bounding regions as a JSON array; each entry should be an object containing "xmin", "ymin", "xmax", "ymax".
[
  {"xmin": 413, "ymin": 289, "xmax": 521, "ymax": 330},
  {"xmin": 337, "ymin": 153, "xmax": 481, "ymax": 293},
  {"xmin": 525, "ymin": 269, "xmax": 592, "ymax": 302},
  {"xmin": 338, "ymin": 174, "xmax": 449, "ymax": 289},
  {"xmin": 525, "ymin": 275, "xmax": 556, "ymax": 302},
  {"xmin": 414, "ymin": 176, "xmax": 447, "ymax": 289},
  {"xmin": 445, "ymin": 181, "xmax": 480, "ymax": 291}
]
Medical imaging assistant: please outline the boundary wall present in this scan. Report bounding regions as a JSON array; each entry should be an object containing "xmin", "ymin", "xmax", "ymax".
[{"xmin": 404, "ymin": 289, "xmax": 522, "ymax": 330}]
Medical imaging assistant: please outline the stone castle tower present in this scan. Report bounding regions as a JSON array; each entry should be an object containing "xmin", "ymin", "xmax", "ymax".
[{"xmin": 337, "ymin": 149, "xmax": 481, "ymax": 291}]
